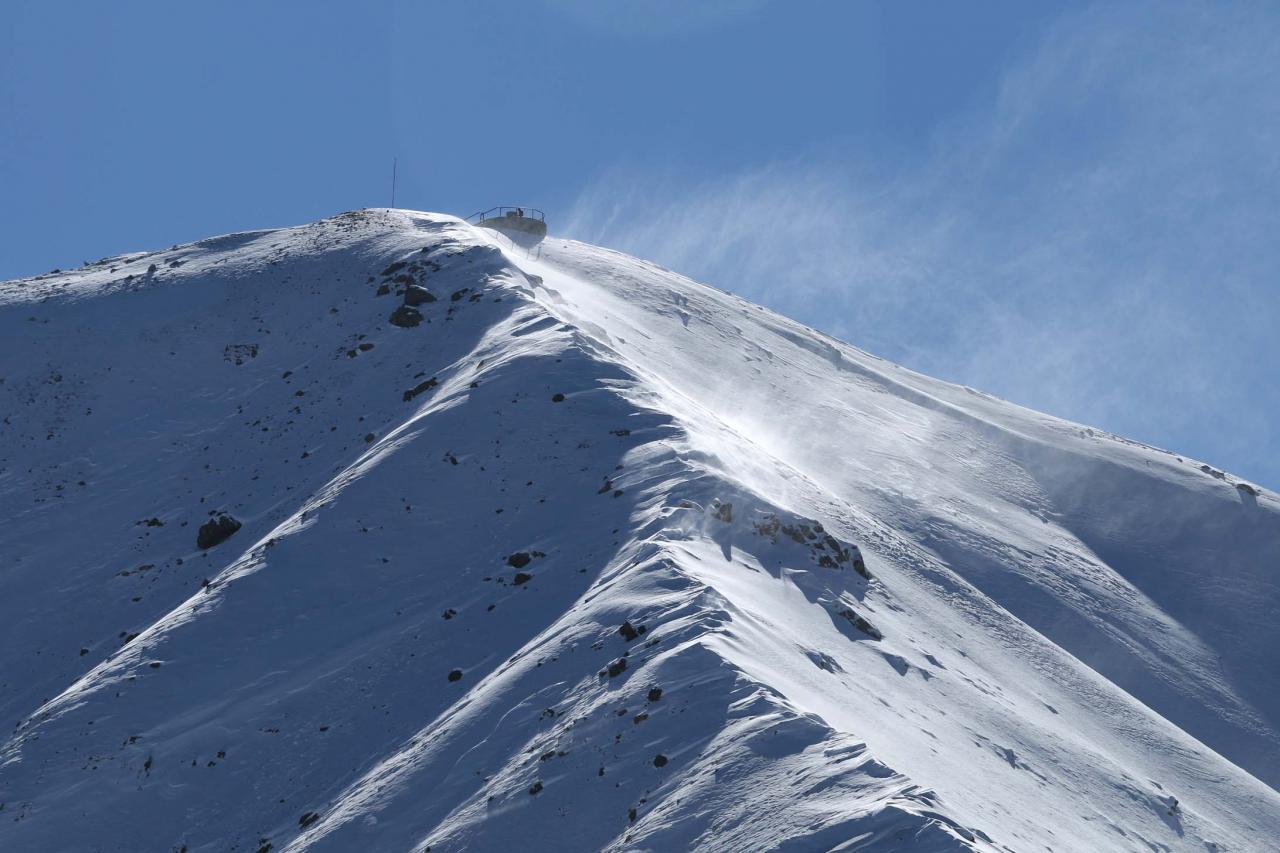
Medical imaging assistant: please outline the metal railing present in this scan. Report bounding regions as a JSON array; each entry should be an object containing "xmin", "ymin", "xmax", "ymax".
[{"xmin": 466, "ymin": 206, "xmax": 545, "ymax": 224}]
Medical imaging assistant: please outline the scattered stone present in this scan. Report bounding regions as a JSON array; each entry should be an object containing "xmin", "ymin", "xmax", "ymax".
[
  {"xmin": 507, "ymin": 552, "xmax": 533, "ymax": 569},
  {"xmin": 837, "ymin": 607, "xmax": 882, "ymax": 640},
  {"xmin": 607, "ymin": 658, "xmax": 627, "ymax": 678},
  {"xmin": 196, "ymin": 513, "xmax": 241, "ymax": 550},
  {"xmin": 551, "ymin": 393, "xmax": 565, "ymax": 403},
  {"xmin": 619, "ymin": 621, "xmax": 640, "ymax": 642},
  {"xmin": 298, "ymin": 811, "xmax": 320, "ymax": 829},
  {"xmin": 647, "ymin": 687, "xmax": 662, "ymax": 702},
  {"xmin": 512, "ymin": 572, "xmax": 533, "ymax": 586},
  {"xmin": 653, "ymin": 754, "xmax": 668, "ymax": 768},
  {"xmin": 712, "ymin": 502, "xmax": 733, "ymax": 523},
  {"xmin": 388, "ymin": 305, "xmax": 423, "ymax": 328},
  {"xmin": 448, "ymin": 668, "xmax": 464, "ymax": 682},
  {"xmin": 223, "ymin": 343, "xmax": 258, "ymax": 365},
  {"xmin": 1237, "ymin": 482, "xmax": 1260, "ymax": 497},
  {"xmin": 753, "ymin": 515, "xmax": 781, "ymax": 539},
  {"xmin": 528, "ymin": 781, "xmax": 543, "ymax": 795},
  {"xmin": 376, "ymin": 283, "xmax": 391, "ymax": 296},
  {"xmin": 404, "ymin": 284, "xmax": 436, "ymax": 306},
  {"xmin": 380, "ymin": 261, "xmax": 407, "ymax": 277},
  {"xmin": 402, "ymin": 377, "xmax": 438, "ymax": 402},
  {"xmin": 358, "ymin": 342, "xmax": 375, "ymax": 351},
  {"xmin": 852, "ymin": 554, "xmax": 871, "ymax": 579}
]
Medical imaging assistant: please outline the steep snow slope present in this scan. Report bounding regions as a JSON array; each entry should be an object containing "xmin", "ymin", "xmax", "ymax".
[{"xmin": 0, "ymin": 210, "xmax": 1276, "ymax": 853}]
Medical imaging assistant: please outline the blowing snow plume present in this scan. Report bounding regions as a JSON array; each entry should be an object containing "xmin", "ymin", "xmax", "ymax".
[
  {"xmin": 0, "ymin": 208, "xmax": 1277, "ymax": 852},
  {"xmin": 563, "ymin": 0, "xmax": 1280, "ymax": 493}
]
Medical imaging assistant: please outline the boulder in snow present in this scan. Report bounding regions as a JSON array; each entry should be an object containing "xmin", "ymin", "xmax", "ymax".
[
  {"xmin": 196, "ymin": 514, "xmax": 241, "ymax": 550},
  {"xmin": 404, "ymin": 284, "xmax": 436, "ymax": 306},
  {"xmin": 388, "ymin": 305, "xmax": 422, "ymax": 328}
]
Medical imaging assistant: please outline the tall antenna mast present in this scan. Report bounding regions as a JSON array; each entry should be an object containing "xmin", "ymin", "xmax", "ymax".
[{"xmin": 391, "ymin": 157, "xmax": 398, "ymax": 209}]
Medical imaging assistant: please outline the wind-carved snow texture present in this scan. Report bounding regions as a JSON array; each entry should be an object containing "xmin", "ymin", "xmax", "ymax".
[{"xmin": 0, "ymin": 210, "xmax": 1276, "ymax": 852}]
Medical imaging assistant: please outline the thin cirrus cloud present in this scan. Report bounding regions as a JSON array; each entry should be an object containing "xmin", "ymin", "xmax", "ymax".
[{"xmin": 563, "ymin": 0, "xmax": 1280, "ymax": 489}]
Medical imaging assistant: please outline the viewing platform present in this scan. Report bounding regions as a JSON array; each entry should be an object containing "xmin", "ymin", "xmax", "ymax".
[{"xmin": 467, "ymin": 206, "xmax": 547, "ymax": 240}]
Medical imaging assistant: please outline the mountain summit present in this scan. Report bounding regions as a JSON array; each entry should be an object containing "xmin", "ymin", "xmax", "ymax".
[{"xmin": 1, "ymin": 210, "xmax": 1276, "ymax": 852}]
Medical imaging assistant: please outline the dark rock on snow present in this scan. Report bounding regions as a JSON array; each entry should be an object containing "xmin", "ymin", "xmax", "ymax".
[
  {"xmin": 388, "ymin": 305, "xmax": 423, "ymax": 328},
  {"xmin": 196, "ymin": 514, "xmax": 241, "ymax": 550},
  {"xmin": 402, "ymin": 377, "xmax": 438, "ymax": 402},
  {"xmin": 404, "ymin": 284, "xmax": 436, "ymax": 306}
]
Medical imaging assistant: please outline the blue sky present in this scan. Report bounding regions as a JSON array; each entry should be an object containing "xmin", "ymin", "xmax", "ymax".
[{"xmin": 3, "ymin": 1, "xmax": 1276, "ymax": 488}]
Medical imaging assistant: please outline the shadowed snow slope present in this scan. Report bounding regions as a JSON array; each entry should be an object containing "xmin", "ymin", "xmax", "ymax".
[{"xmin": 0, "ymin": 209, "xmax": 1276, "ymax": 853}]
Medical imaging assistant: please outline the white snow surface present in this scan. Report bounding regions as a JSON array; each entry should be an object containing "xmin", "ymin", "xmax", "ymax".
[{"xmin": 0, "ymin": 209, "xmax": 1276, "ymax": 852}]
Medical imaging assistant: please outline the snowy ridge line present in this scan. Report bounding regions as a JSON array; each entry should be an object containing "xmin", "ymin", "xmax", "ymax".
[
  {"xmin": 522, "ymin": 229, "xmax": 1280, "ymax": 742},
  {"xmin": 483, "ymin": 220, "xmax": 1274, "ymax": 845},
  {"xmin": 282, "ymin": 341, "xmax": 947, "ymax": 850},
  {"xmin": 500, "ymin": 232, "xmax": 1256, "ymax": 748}
]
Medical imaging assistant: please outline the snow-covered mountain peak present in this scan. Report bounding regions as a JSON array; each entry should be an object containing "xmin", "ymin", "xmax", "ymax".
[{"xmin": 1, "ymin": 209, "xmax": 1276, "ymax": 852}]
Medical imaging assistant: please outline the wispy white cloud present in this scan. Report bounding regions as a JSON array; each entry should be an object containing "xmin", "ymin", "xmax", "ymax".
[{"xmin": 563, "ymin": 0, "xmax": 1280, "ymax": 488}]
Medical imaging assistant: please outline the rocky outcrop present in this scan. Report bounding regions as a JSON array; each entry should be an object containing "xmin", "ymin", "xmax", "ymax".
[
  {"xmin": 388, "ymin": 305, "xmax": 422, "ymax": 328},
  {"xmin": 404, "ymin": 285, "xmax": 436, "ymax": 306},
  {"xmin": 196, "ymin": 513, "xmax": 241, "ymax": 550}
]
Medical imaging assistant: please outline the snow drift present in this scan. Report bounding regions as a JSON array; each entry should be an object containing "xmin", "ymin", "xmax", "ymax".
[{"xmin": 0, "ymin": 209, "xmax": 1276, "ymax": 852}]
